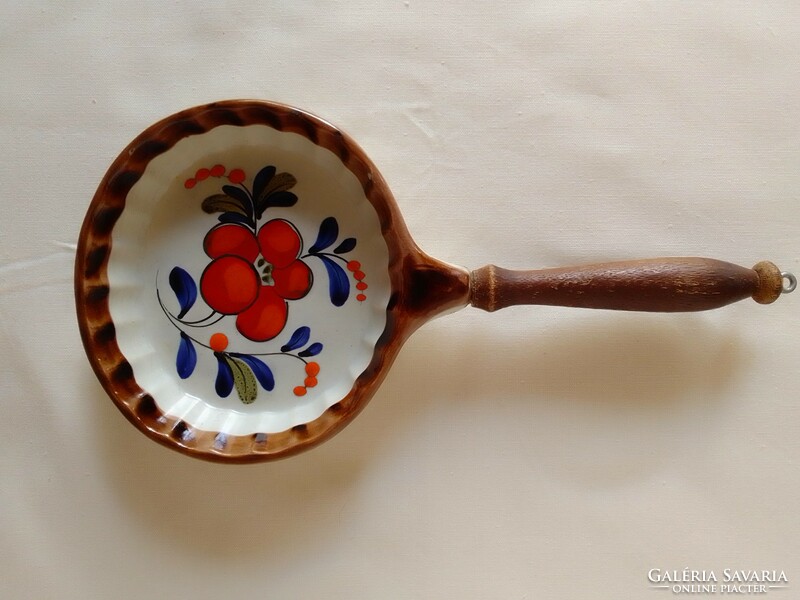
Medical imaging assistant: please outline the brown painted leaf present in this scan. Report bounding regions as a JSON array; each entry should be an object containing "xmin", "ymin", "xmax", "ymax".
[
  {"xmin": 201, "ymin": 194, "xmax": 248, "ymax": 216},
  {"xmin": 261, "ymin": 172, "xmax": 296, "ymax": 199},
  {"xmin": 255, "ymin": 172, "xmax": 298, "ymax": 217}
]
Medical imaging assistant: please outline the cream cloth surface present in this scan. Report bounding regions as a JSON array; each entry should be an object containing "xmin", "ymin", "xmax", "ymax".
[{"xmin": 1, "ymin": 2, "xmax": 798, "ymax": 598}]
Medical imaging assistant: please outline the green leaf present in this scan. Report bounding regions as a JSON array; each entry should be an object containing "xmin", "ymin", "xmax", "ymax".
[
  {"xmin": 224, "ymin": 355, "xmax": 258, "ymax": 404},
  {"xmin": 201, "ymin": 194, "xmax": 248, "ymax": 216}
]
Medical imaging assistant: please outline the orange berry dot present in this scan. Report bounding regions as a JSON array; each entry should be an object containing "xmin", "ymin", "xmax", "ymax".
[
  {"xmin": 184, "ymin": 178, "xmax": 196, "ymax": 189},
  {"xmin": 209, "ymin": 332, "xmax": 229, "ymax": 352},
  {"xmin": 304, "ymin": 376, "xmax": 318, "ymax": 388},
  {"xmin": 347, "ymin": 260, "xmax": 361, "ymax": 272},
  {"xmin": 305, "ymin": 362, "xmax": 320, "ymax": 376},
  {"xmin": 356, "ymin": 282, "xmax": 368, "ymax": 291},
  {"xmin": 210, "ymin": 164, "xmax": 225, "ymax": 177},
  {"xmin": 354, "ymin": 270, "xmax": 365, "ymax": 281},
  {"xmin": 196, "ymin": 168, "xmax": 210, "ymax": 181},
  {"xmin": 293, "ymin": 386, "xmax": 307, "ymax": 397},
  {"xmin": 228, "ymin": 168, "xmax": 246, "ymax": 184},
  {"xmin": 356, "ymin": 293, "xmax": 367, "ymax": 302}
]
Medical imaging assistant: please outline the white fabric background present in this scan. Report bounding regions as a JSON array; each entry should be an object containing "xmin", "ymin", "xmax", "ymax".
[{"xmin": 1, "ymin": 2, "xmax": 798, "ymax": 598}]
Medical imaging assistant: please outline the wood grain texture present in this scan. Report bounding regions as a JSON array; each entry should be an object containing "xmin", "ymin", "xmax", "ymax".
[
  {"xmin": 751, "ymin": 260, "xmax": 783, "ymax": 304},
  {"xmin": 470, "ymin": 258, "xmax": 781, "ymax": 313}
]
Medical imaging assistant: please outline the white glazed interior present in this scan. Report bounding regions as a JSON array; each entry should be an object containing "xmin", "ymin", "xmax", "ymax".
[{"xmin": 107, "ymin": 125, "xmax": 390, "ymax": 435}]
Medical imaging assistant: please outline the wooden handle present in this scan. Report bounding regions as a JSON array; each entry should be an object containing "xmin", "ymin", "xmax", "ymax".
[{"xmin": 470, "ymin": 258, "xmax": 785, "ymax": 313}]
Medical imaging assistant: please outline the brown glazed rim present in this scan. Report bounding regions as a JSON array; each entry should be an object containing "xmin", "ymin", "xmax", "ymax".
[{"xmin": 75, "ymin": 99, "xmax": 464, "ymax": 463}]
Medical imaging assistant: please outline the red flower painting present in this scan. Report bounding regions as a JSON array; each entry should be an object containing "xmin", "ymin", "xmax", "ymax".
[
  {"xmin": 156, "ymin": 163, "xmax": 369, "ymax": 404},
  {"xmin": 201, "ymin": 220, "xmax": 313, "ymax": 341}
]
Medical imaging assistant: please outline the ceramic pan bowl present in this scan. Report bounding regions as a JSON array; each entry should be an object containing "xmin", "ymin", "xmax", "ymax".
[{"xmin": 76, "ymin": 100, "xmax": 468, "ymax": 462}]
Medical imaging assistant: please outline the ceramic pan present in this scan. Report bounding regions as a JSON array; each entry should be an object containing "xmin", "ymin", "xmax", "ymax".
[{"xmin": 76, "ymin": 100, "xmax": 794, "ymax": 462}]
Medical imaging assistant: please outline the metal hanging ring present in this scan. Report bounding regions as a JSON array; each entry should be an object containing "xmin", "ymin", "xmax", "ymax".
[{"xmin": 780, "ymin": 271, "xmax": 797, "ymax": 294}]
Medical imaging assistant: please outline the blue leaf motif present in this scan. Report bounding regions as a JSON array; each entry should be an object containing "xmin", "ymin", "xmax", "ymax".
[
  {"xmin": 309, "ymin": 217, "xmax": 339, "ymax": 253},
  {"xmin": 232, "ymin": 354, "xmax": 275, "ymax": 391},
  {"xmin": 299, "ymin": 342, "xmax": 323, "ymax": 358},
  {"xmin": 333, "ymin": 237, "xmax": 357, "ymax": 254},
  {"xmin": 262, "ymin": 191, "xmax": 297, "ymax": 208},
  {"xmin": 281, "ymin": 326, "xmax": 311, "ymax": 352},
  {"xmin": 319, "ymin": 255, "xmax": 350, "ymax": 307},
  {"xmin": 218, "ymin": 212, "xmax": 253, "ymax": 226},
  {"xmin": 252, "ymin": 165, "xmax": 276, "ymax": 202},
  {"xmin": 221, "ymin": 185, "xmax": 254, "ymax": 219},
  {"xmin": 176, "ymin": 332, "xmax": 197, "ymax": 379},
  {"xmin": 214, "ymin": 353, "xmax": 234, "ymax": 397},
  {"xmin": 169, "ymin": 267, "xmax": 197, "ymax": 319}
]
